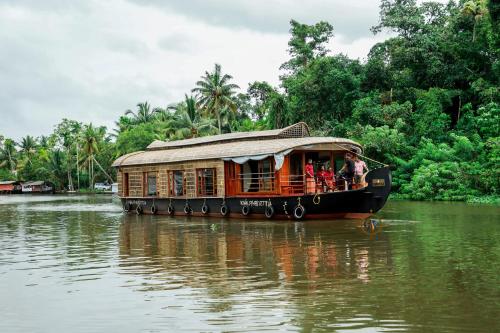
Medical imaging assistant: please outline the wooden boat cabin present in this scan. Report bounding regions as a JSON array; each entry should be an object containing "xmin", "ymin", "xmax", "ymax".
[
  {"xmin": 112, "ymin": 123, "xmax": 391, "ymax": 220},
  {"xmin": 21, "ymin": 181, "xmax": 55, "ymax": 194},
  {"xmin": 0, "ymin": 181, "xmax": 22, "ymax": 194}
]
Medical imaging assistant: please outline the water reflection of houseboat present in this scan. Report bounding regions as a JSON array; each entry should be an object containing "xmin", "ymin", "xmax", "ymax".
[
  {"xmin": 112, "ymin": 123, "xmax": 391, "ymax": 220},
  {"xmin": 118, "ymin": 217, "xmax": 393, "ymax": 287}
]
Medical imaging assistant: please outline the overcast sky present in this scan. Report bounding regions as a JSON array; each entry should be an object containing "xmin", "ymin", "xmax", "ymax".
[{"xmin": 0, "ymin": 0, "xmax": 397, "ymax": 140}]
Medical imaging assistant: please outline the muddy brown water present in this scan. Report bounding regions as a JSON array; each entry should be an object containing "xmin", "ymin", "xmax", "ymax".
[{"xmin": 0, "ymin": 195, "xmax": 499, "ymax": 332}]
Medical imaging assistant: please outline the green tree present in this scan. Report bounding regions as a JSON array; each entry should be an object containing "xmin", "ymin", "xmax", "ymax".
[
  {"xmin": 80, "ymin": 124, "xmax": 106, "ymax": 189},
  {"xmin": 46, "ymin": 150, "xmax": 67, "ymax": 189},
  {"xmin": 115, "ymin": 122, "xmax": 161, "ymax": 155},
  {"xmin": 192, "ymin": 63, "xmax": 240, "ymax": 133},
  {"xmin": 19, "ymin": 135, "xmax": 37, "ymax": 165},
  {"xmin": 54, "ymin": 119, "xmax": 82, "ymax": 191},
  {"xmin": 462, "ymin": 0, "xmax": 489, "ymax": 42},
  {"xmin": 280, "ymin": 20, "xmax": 334, "ymax": 72},
  {"xmin": 125, "ymin": 102, "xmax": 159, "ymax": 124},
  {"xmin": 283, "ymin": 55, "xmax": 363, "ymax": 128},
  {"xmin": 0, "ymin": 138, "xmax": 17, "ymax": 173},
  {"xmin": 247, "ymin": 81, "xmax": 275, "ymax": 120},
  {"xmin": 410, "ymin": 88, "xmax": 453, "ymax": 143},
  {"xmin": 166, "ymin": 95, "xmax": 217, "ymax": 140}
]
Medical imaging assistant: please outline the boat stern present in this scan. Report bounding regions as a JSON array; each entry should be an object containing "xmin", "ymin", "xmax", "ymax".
[{"xmin": 364, "ymin": 166, "xmax": 392, "ymax": 213}]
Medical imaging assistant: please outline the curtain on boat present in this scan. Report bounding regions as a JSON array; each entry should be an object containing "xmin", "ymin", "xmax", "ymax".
[{"xmin": 223, "ymin": 149, "xmax": 292, "ymax": 170}]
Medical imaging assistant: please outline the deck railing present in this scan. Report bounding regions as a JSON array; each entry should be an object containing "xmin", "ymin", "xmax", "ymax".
[
  {"xmin": 279, "ymin": 174, "xmax": 307, "ymax": 194},
  {"xmin": 233, "ymin": 172, "xmax": 277, "ymax": 193},
  {"xmin": 227, "ymin": 172, "xmax": 367, "ymax": 195}
]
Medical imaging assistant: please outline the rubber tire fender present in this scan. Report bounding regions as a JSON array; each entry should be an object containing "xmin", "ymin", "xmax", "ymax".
[
  {"xmin": 150, "ymin": 205, "xmax": 157, "ymax": 215},
  {"xmin": 265, "ymin": 205, "xmax": 274, "ymax": 219},
  {"xmin": 201, "ymin": 204, "xmax": 209, "ymax": 214},
  {"xmin": 124, "ymin": 202, "xmax": 131, "ymax": 212},
  {"xmin": 293, "ymin": 205, "xmax": 305, "ymax": 220},
  {"xmin": 135, "ymin": 205, "xmax": 143, "ymax": 215},
  {"xmin": 220, "ymin": 204, "xmax": 229, "ymax": 216},
  {"xmin": 184, "ymin": 205, "xmax": 191, "ymax": 215},
  {"xmin": 241, "ymin": 205, "xmax": 250, "ymax": 216},
  {"xmin": 167, "ymin": 205, "xmax": 174, "ymax": 215}
]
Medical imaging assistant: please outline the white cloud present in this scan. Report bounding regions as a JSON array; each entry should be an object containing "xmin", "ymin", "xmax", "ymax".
[
  {"xmin": 0, "ymin": 0, "xmax": 393, "ymax": 140},
  {"xmin": 126, "ymin": 0, "xmax": 382, "ymax": 39}
]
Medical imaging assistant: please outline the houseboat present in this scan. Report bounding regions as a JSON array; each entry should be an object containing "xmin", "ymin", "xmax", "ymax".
[
  {"xmin": 21, "ymin": 181, "xmax": 55, "ymax": 194},
  {"xmin": 0, "ymin": 181, "xmax": 22, "ymax": 194},
  {"xmin": 112, "ymin": 123, "xmax": 391, "ymax": 220}
]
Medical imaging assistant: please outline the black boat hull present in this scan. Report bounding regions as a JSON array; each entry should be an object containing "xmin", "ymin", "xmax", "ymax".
[{"xmin": 120, "ymin": 167, "xmax": 391, "ymax": 220}]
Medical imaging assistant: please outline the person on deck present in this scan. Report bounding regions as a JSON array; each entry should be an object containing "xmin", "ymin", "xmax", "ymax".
[
  {"xmin": 338, "ymin": 153, "xmax": 355, "ymax": 190},
  {"xmin": 325, "ymin": 167, "xmax": 335, "ymax": 191},
  {"xmin": 354, "ymin": 155, "xmax": 369, "ymax": 184},
  {"xmin": 316, "ymin": 165, "xmax": 327, "ymax": 192},
  {"xmin": 305, "ymin": 159, "xmax": 316, "ymax": 194}
]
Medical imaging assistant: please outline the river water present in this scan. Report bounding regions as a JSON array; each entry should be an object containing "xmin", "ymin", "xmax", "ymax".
[{"xmin": 0, "ymin": 195, "xmax": 498, "ymax": 332}]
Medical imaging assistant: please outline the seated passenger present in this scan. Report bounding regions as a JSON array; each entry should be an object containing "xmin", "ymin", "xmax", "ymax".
[
  {"xmin": 305, "ymin": 159, "xmax": 316, "ymax": 194},
  {"xmin": 325, "ymin": 167, "xmax": 335, "ymax": 191},
  {"xmin": 316, "ymin": 165, "xmax": 327, "ymax": 192}
]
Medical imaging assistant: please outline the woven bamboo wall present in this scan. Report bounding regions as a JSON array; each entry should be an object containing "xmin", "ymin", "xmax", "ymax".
[{"xmin": 118, "ymin": 159, "xmax": 225, "ymax": 198}]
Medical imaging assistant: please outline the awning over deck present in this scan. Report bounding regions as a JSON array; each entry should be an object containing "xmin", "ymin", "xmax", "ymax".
[{"xmin": 112, "ymin": 137, "xmax": 362, "ymax": 168}]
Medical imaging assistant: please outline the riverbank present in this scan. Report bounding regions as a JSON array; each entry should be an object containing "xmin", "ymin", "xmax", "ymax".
[{"xmin": 390, "ymin": 193, "xmax": 500, "ymax": 205}]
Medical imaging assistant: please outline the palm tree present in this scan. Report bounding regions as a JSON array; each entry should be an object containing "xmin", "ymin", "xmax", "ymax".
[
  {"xmin": 154, "ymin": 107, "xmax": 175, "ymax": 123},
  {"xmin": 80, "ymin": 124, "xmax": 113, "ymax": 189},
  {"xmin": 0, "ymin": 138, "xmax": 17, "ymax": 173},
  {"xmin": 61, "ymin": 133, "xmax": 74, "ymax": 191},
  {"xmin": 125, "ymin": 102, "xmax": 160, "ymax": 124},
  {"xmin": 462, "ymin": 0, "xmax": 489, "ymax": 42},
  {"xmin": 192, "ymin": 63, "xmax": 240, "ymax": 133},
  {"xmin": 39, "ymin": 135, "xmax": 50, "ymax": 149},
  {"xmin": 47, "ymin": 150, "xmax": 67, "ymax": 189},
  {"xmin": 19, "ymin": 135, "xmax": 37, "ymax": 165},
  {"xmin": 80, "ymin": 124, "xmax": 101, "ymax": 189},
  {"xmin": 167, "ymin": 95, "xmax": 218, "ymax": 140}
]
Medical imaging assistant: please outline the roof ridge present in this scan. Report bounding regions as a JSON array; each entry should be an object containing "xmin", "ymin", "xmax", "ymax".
[{"xmin": 147, "ymin": 122, "xmax": 310, "ymax": 151}]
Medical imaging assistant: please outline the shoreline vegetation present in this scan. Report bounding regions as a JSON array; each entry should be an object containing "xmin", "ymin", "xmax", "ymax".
[{"xmin": 1, "ymin": 0, "xmax": 498, "ymax": 204}]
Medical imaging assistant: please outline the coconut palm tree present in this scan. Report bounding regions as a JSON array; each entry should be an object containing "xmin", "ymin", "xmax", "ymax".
[
  {"xmin": 125, "ymin": 102, "xmax": 160, "ymax": 124},
  {"xmin": 80, "ymin": 124, "xmax": 101, "ymax": 189},
  {"xmin": 192, "ymin": 63, "xmax": 240, "ymax": 133},
  {"xmin": 0, "ymin": 138, "xmax": 17, "ymax": 173},
  {"xmin": 39, "ymin": 135, "xmax": 50, "ymax": 149},
  {"xmin": 47, "ymin": 149, "xmax": 67, "ymax": 189},
  {"xmin": 61, "ymin": 133, "xmax": 74, "ymax": 191},
  {"xmin": 462, "ymin": 0, "xmax": 489, "ymax": 42},
  {"xmin": 167, "ymin": 95, "xmax": 218, "ymax": 140},
  {"xmin": 19, "ymin": 135, "xmax": 37, "ymax": 165},
  {"xmin": 151, "ymin": 105, "xmax": 174, "ymax": 123}
]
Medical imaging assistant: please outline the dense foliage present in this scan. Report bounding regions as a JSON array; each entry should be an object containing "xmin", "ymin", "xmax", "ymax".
[{"xmin": 0, "ymin": 0, "xmax": 498, "ymax": 201}]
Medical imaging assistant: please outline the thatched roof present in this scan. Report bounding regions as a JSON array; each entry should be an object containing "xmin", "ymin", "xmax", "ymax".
[
  {"xmin": 147, "ymin": 122, "xmax": 311, "ymax": 150},
  {"xmin": 112, "ymin": 137, "xmax": 361, "ymax": 167},
  {"xmin": 22, "ymin": 181, "xmax": 48, "ymax": 186},
  {"xmin": 0, "ymin": 180, "xmax": 18, "ymax": 185}
]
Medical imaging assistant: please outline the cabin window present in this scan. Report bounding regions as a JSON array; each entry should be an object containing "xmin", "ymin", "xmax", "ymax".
[
  {"xmin": 240, "ymin": 157, "xmax": 275, "ymax": 193},
  {"xmin": 169, "ymin": 170, "xmax": 185, "ymax": 196},
  {"xmin": 144, "ymin": 172, "xmax": 157, "ymax": 196},
  {"xmin": 197, "ymin": 168, "xmax": 216, "ymax": 196},
  {"xmin": 123, "ymin": 172, "xmax": 129, "ymax": 196}
]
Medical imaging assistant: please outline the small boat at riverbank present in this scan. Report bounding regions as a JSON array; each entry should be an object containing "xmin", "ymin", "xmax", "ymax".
[
  {"xmin": 0, "ymin": 181, "xmax": 55, "ymax": 194},
  {"xmin": 112, "ymin": 123, "xmax": 391, "ymax": 220}
]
